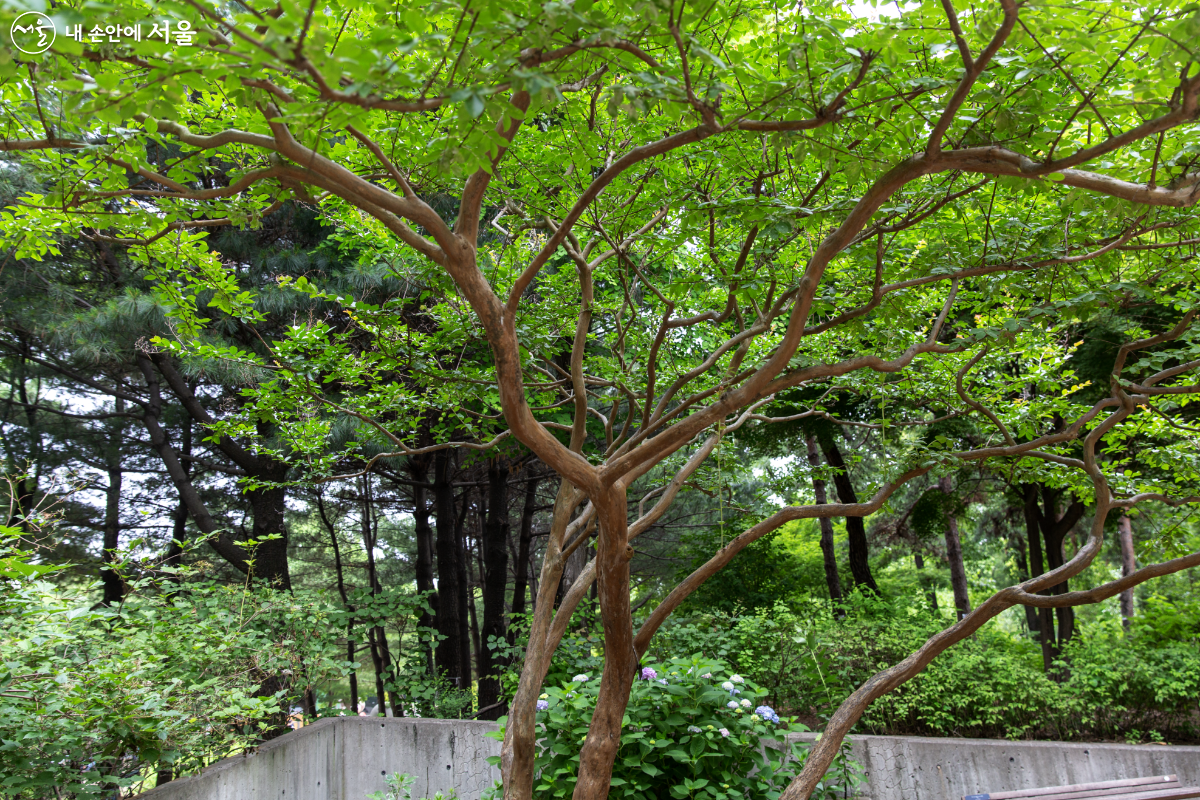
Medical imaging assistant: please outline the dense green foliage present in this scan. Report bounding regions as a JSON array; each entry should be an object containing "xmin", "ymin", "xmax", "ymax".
[
  {"xmin": 0, "ymin": 531, "xmax": 346, "ymax": 797},
  {"xmin": 643, "ymin": 594, "xmax": 1200, "ymax": 743},
  {"xmin": 488, "ymin": 656, "xmax": 860, "ymax": 800},
  {"xmin": 1, "ymin": 0, "xmax": 1199, "ymax": 795}
]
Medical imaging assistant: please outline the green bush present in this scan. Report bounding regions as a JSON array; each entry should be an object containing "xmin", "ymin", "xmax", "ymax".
[
  {"xmin": 0, "ymin": 532, "xmax": 346, "ymax": 797},
  {"xmin": 488, "ymin": 655, "xmax": 862, "ymax": 800},
  {"xmin": 642, "ymin": 596, "xmax": 1200, "ymax": 743}
]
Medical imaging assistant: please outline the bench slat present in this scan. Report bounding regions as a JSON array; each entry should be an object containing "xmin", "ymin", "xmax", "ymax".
[
  {"xmin": 992, "ymin": 782, "xmax": 1183, "ymax": 800},
  {"xmin": 1012, "ymin": 787, "xmax": 1200, "ymax": 800},
  {"xmin": 968, "ymin": 775, "xmax": 1191, "ymax": 800}
]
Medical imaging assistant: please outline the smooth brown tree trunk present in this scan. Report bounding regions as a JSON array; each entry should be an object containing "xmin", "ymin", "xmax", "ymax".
[
  {"xmin": 571, "ymin": 485, "xmax": 637, "ymax": 800},
  {"xmin": 818, "ymin": 435, "xmax": 878, "ymax": 594},
  {"xmin": 805, "ymin": 435, "xmax": 843, "ymax": 613},
  {"xmin": 939, "ymin": 476, "xmax": 971, "ymax": 620},
  {"xmin": 478, "ymin": 457, "xmax": 511, "ymax": 719},
  {"xmin": 1119, "ymin": 514, "xmax": 1136, "ymax": 630}
]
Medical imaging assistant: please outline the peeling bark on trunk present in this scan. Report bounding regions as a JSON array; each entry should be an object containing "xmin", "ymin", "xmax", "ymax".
[{"xmin": 571, "ymin": 485, "xmax": 637, "ymax": 800}]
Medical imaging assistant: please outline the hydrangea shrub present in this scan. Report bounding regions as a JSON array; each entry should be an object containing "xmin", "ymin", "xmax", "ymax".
[{"xmin": 488, "ymin": 655, "xmax": 861, "ymax": 800}]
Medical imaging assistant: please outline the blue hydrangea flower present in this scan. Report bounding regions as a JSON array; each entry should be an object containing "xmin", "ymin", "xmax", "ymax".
[
  {"xmin": 726, "ymin": 700, "xmax": 740, "ymax": 710},
  {"xmin": 536, "ymin": 699, "xmax": 549, "ymax": 711},
  {"xmin": 754, "ymin": 705, "xmax": 780, "ymax": 724}
]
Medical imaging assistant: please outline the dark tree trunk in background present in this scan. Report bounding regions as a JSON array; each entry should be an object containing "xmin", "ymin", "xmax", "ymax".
[
  {"xmin": 101, "ymin": 397, "xmax": 124, "ymax": 605},
  {"xmin": 1119, "ymin": 514, "xmax": 1136, "ymax": 630},
  {"xmin": 153, "ymin": 355, "xmax": 292, "ymax": 590},
  {"xmin": 409, "ymin": 456, "xmax": 437, "ymax": 676},
  {"xmin": 1011, "ymin": 515, "xmax": 1040, "ymax": 636},
  {"xmin": 1039, "ymin": 486, "xmax": 1084, "ymax": 654},
  {"xmin": 163, "ymin": 417, "xmax": 192, "ymax": 571},
  {"xmin": 478, "ymin": 457, "xmax": 511, "ymax": 719},
  {"xmin": 510, "ymin": 472, "xmax": 540, "ymax": 626},
  {"xmin": 805, "ymin": 435, "xmax": 843, "ymax": 614},
  {"xmin": 247, "ymin": 479, "xmax": 291, "ymax": 590},
  {"xmin": 360, "ymin": 476, "xmax": 400, "ymax": 717},
  {"xmin": 316, "ymin": 490, "xmax": 358, "ymax": 716},
  {"xmin": 136, "ymin": 355, "xmax": 253, "ymax": 576},
  {"xmin": 1022, "ymin": 484, "xmax": 1055, "ymax": 669},
  {"xmin": 939, "ymin": 476, "xmax": 971, "ymax": 620},
  {"xmin": 455, "ymin": 489, "xmax": 473, "ymax": 687},
  {"xmin": 818, "ymin": 435, "xmax": 878, "ymax": 594},
  {"xmin": 433, "ymin": 449, "xmax": 465, "ymax": 688}
]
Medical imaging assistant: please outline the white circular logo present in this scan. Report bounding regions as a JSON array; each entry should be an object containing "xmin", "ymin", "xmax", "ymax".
[{"xmin": 10, "ymin": 11, "xmax": 56, "ymax": 54}]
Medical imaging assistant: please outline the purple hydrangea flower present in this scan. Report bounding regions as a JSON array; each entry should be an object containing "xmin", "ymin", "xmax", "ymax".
[
  {"xmin": 536, "ymin": 699, "xmax": 549, "ymax": 711},
  {"xmin": 641, "ymin": 667, "xmax": 658, "ymax": 680},
  {"xmin": 727, "ymin": 700, "xmax": 740, "ymax": 710},
  {"xmin": 754, "ymin": 705, "xmax": 780, "ymax": 724},
  {"xmin": 719, "ymin": 728, "xmax": 730, "ymax": 738}
]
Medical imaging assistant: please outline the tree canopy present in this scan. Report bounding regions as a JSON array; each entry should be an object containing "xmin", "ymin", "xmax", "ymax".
[{"xmin": 1, "ymin": 0, "xmax": 1199, "ymax": 797}]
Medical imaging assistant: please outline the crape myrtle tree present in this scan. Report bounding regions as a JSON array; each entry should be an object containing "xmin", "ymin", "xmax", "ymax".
[{"xmin": 2, "ymin": 0, "xmax": 1200, "ymax": 798}]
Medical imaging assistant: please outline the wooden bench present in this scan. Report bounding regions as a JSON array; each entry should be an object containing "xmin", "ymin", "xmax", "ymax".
[{"xmin": 964, "ymin": 776, "xmax": 1200, "ymax": 800}]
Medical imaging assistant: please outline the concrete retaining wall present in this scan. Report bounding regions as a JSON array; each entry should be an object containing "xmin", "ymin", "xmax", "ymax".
[
  {"xmin": 134, "ymin": 718, "xmax": 501, "ymax": 800},
  {"xmin": 135, "ymin": 718, "xmax": 1200, "ymax": 800}
]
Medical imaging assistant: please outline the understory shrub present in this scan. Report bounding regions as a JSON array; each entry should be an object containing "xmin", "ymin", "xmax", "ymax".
[
  {"xmin": 643, "ymin": 596, "xmax": 1200, "ymax": 742},
  {"xmin": 0, "ymin": 534, "xmax": 346, "ymax": 798},
  {"xmin": 488, "ymin": 655, "xmax": 862, "ymax": 800}
]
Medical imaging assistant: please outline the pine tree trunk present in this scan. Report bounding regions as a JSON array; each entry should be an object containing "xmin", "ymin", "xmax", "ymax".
[
  {"xmin": 805, "ymin": 435, "xmax": 843, "ymax": 613},
  {"xmin": 247, "ymin": 481, "xmax": 291, "ymax": 590},
  {"xmin": 409, "ymin": 456, "xmax": 437, "ymax": 676},
  {"xmin": 510, "ymin": 472, "xmax": 540, "ymax": 625},
  {"xmin": 101, "ymin": 398, "xmax": 124, "ymax": 605},
  {"xmin": 818, "ymin": 435, "xmax": 878, "ymax": 594},
  {"xmin": 456, "ymin": 488, "xmax": 474, "ymax": 689},
  {"xmin": 1119, "ymin": 514, "xmax": 1136, "ymax": 629},
  {"xmin": 433, "ymin": 449, "xmax": 464, "ymax": 688},
  {"xmin": 478, "ymin": 458, "xmax": 511, "ymax": 719}
]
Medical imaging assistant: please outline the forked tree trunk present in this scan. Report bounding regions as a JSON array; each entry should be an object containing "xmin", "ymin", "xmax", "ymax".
[
  {"xmin": 570, "ymin": 485, "xmax": 637, "ymax": 800},
  {"xmin": 818, "ymin": 435, "xmax": 878, "ymax": 594}
]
